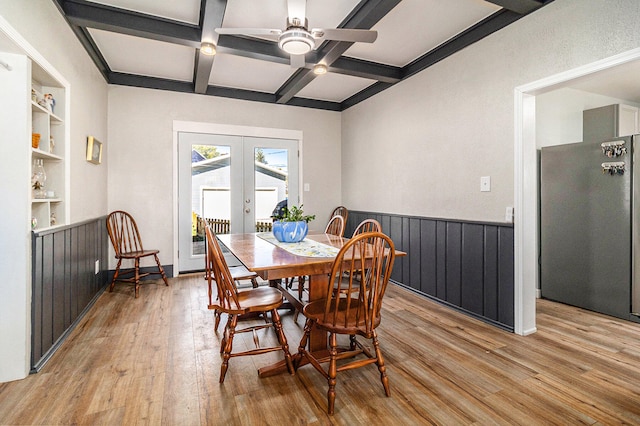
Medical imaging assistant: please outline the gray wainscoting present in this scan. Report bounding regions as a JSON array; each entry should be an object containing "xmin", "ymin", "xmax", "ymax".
[
  {"xmin": 346, "ymin": 211, "xmax": 514, "ymax": 331},
  {"xmin": 31, "ymin": 217, "xmax": 110, "ymax": 372}
]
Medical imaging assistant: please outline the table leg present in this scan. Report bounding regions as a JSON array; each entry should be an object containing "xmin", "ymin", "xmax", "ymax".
[
  {"xmin": 258, "ymin": 273, "xmax": 329, "ymax": 378},
  {"xmin": 306, "ymin": 273, "xmax": 329, "ymax": 352}
]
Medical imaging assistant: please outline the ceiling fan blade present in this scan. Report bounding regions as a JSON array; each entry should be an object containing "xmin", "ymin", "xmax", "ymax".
[
  {"xmin": 215, "ymin": 28, "xmax": 282, "ymax": 36},
  {"xmin": 290, "ymin": 54, "xmax": 305, "ymax": 69},
  {"xmin": 312, "ymin": 28, "xmax": 378, "ymax": 43},
  {"xmin": 287, "ymin": 0, "xmax": 306, "ymax": 22}
]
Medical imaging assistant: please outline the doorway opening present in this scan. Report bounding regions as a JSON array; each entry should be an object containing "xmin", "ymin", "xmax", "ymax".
[{"xmin": 514, "ymin": 48, "xmax": 640, "ymax": 336}]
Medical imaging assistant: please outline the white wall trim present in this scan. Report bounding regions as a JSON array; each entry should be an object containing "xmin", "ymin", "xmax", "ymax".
[
  {"xmin": 514, "ymin": 47, "xmax": 640, "ymax": 336},
  {"xmin": 171, "ymin": 120, "xmax": 303, "ymax": 275}
]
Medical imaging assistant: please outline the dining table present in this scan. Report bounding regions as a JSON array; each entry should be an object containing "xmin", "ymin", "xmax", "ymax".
[{"xmin": 217, "ymin": 230, "xmax": 404, "ymax": 378}]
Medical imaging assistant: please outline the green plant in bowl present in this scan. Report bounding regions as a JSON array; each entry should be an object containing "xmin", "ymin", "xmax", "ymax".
[
  {"xmin": 273, "ymin": 205, "xmax": 315, "ymax": 242},
  {"xmin": 275, "ymin": 205, "xmax": 315, "ymax": 223}
]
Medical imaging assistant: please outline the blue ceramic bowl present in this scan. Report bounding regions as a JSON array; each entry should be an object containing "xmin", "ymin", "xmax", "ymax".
[{"xmin": 273, "ymin": 220, "xmax": 308, "ymax": 243}]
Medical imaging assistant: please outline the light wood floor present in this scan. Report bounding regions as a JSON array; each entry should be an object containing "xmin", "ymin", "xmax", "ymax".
[{"xmin": 1, "ymin": 274, "xmax": 640, "ymax": 425}]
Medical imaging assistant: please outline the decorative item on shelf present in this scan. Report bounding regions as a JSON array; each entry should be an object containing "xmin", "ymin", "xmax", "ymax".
[
  {"xmin": 32, "ymin": 88, "xmax": 43, "ymax": 105},
  {"xmin": 43, "ymin": 93, "xmax": 55, "ymax": 113},
  {"xmin": 49, "ymin": 135, "xmax": 55, "ymax": 153},
  {"xmin": 31, "ymin": 217, "xmax": 37, "ymax": 230},
  {"xmin": 86, "ymin": 136, "xmax": 103, "ymax": 164},
  {"xmin": 31, "ymin": 133, "xmax": 41, "ymax": 149},
  {"xmin": 272, "ymin": 204, "xmax": 315, "ymax": 243},
  {"xmin": 50, "ymin": 212, "xmax": 56, "ymax": 226},
  {"xmin": 31, "ymin": 159, "xmax": 46, "ymax": 198}
]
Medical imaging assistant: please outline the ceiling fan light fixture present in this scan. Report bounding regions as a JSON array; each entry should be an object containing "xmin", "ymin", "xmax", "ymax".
[
  {"xmin": 313, "ymin": 64, "xmax": 327, "ymax": 75},
  {"xmin": 278, "ymin": 29, "xmax": 314, "ymax": 55},
  {"xmin": 200, "ymin": 42, "xmax": 216, "ymax": 56}
]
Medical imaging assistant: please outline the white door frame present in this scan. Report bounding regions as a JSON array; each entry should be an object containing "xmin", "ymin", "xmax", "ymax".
[
  {"xmin": 513, "ymin": 47, "xmax": 640, "ymax": 336},
  {"xmin": 172, "ymin": 121, "xmax": 303, "ymax": 276}
]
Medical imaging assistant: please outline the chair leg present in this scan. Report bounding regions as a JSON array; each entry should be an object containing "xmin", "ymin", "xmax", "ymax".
[
  {"xmin": 349, "ymin": 335, "xmax": 357, "ymax": 351},
  {"xmin": 220, "ymin": 314, "xmax": 238, "ymax": 383},
  {"xmin": 371, "ymin": 331, "xmax": 390, "ymax": 397},
  {"xmin": 220, "ymin": 314, "xmax": 232, "ymax": 354},
  {"xmin": 327, "ymin": 332, "xmax": 338, "ymax": 415},
  {"xmin": 270, "ymin": 308, "xmax": 294, "ymax": 375},
  {"xmin": 292, "ymin": 276, "xmax": 306, "ymax": 322},
  {"xmin": 153, "ymin": 254, "xmax": 169, "ymax": 286},
  {"xmin": 294, "ymin": 318, "xmax": 313, "ymax": 370},
  {"xmin": 214, "ymin": 309, "xmax": 221, "ymax": 332},
  {"xmin": 110, "ymin": 259, "xmax": 122, "ymax": 292},
  {"xmin": 251, "ymin": 277, "xmax": 259, "ymax": 288},
  {"xmin": 297, "ymin": 276, "xmax": 305, "ymax": 299},
  {"xmin": 134, "ymin": 258, "xmax": 141, "ymax": 298}
]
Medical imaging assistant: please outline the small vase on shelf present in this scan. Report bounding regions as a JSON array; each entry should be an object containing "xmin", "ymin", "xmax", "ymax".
[{"xmin": 31, "ymin": 159, "xmax": 47, "ymax": 199}]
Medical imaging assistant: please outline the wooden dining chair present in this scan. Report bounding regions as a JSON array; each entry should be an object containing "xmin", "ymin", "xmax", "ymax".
[
  {"xmin": 331, "ymin": 218, "xmax": 384, "ymax": 297},
  {"xmin": 324, "ymin": 214, "xmax": 345, "ymax": 237},
  {"xmin": 295, "ymin": 231, "xmax": 396, "ymax": 415},
  {"xmin": 330, "ymin": 206, "xmax": 349, "ymax": 228},
  {"xmin": 352, "ymin": 218, "xmax": 382, "ymax": 236},
  {"xmin": 106, "ymin": 210, "xmax": 169, "ymax": 298},
  {"xmin": 204, "ymin": 227, "xmax": 261, "ymax": 330},
  {"xmin": 204, "ymin": 225, "xmax": 294, "ymax": 383}
]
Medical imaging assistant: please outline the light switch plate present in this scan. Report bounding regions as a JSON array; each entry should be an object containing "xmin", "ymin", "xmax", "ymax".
[
  {"xmin": 480, "ymin": 176, "xmax": 491, "ymax": 192},
  {"xmin": 304, "ymin": 183, "xmax": 310, "ymax": 192}
]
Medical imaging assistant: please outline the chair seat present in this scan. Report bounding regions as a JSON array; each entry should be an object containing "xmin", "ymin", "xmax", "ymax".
[
  {"xmin": 303, "ymin": 299, "xmax": 381, "ymax": 335},
  {"xmin": 228, "ymin": 265, "xmax": 258, "ymax": 281},
  {"xmin": 237, "ymin": 287, "xmax": 284, "ymax": 313},
  {"xmin": 118, "ymin": 249, "xmax": 160, "ymax": 259}
]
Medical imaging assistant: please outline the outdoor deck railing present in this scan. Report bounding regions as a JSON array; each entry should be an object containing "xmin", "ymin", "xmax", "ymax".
[{"xmin": 196, "ymin": 216, "xmax": 272, "ymax": 235}]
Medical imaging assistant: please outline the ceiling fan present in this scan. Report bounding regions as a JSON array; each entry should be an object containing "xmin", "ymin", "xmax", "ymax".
[{"xmin": 214, "ymin": 0, "xmax": 378, "ymax": 68}]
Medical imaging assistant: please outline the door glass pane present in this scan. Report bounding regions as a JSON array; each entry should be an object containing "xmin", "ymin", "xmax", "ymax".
[
  {"xmin": 191, "ymin": 143, "xmax": 230, "ymax": 256},
  {"xmin": 254, "ymin": 147, "xmax": 288, "ymax": 232}
]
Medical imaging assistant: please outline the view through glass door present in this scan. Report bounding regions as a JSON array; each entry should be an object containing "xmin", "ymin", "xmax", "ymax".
[{"xmin": 178, "ymin": 132, "xmax": 299, "ymax": 272}]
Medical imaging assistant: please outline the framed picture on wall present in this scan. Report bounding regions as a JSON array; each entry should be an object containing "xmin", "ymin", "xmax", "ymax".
[{"xmin": 86, "ymin": 136, "xmax": 102, "ymax": 164}]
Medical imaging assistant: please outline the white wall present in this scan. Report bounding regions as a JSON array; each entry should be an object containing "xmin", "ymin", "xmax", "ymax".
[
  {"xmin": 536, "ymin": 88, "xmax": 640, "ymax": 148},
  {"xmin": 0, "ymin": 0, "xmax": 109, "ymax": 222},
  {"xmin": 0, "ymin": 0, "xmax": 108, "ymax": 382},
  {"xmin": 342, "ymin": 0, "xmax": 640, "ymax": 224},
  {"xmin": 107, "ymin": 86, "xmax": 342, "ymax": 270}
]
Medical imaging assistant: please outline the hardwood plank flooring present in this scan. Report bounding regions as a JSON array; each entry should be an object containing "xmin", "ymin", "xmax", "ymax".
[{"xmin": 1, "ymin": 274, "xmax": 639, "ymax": 425}]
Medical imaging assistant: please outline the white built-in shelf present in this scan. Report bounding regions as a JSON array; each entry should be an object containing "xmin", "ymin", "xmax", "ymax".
[
  {"xmin": 31, "ymin": 147, "xmax": 62, "ymax": 161},
  {"xmin": 32, "ymin": 198, "xmax": 62, "ymax": 203}
]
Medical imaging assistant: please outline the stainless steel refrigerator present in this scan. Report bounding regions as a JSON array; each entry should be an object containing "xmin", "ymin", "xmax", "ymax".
[{"xmin": 540, "ymin": 135, "xmax": 640, "ymax": 321}]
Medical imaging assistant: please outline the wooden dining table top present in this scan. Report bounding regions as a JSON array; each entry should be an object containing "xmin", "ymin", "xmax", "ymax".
[{"xmin": 216, "ymin": 231, "xmax": 349, "ymax": 281}]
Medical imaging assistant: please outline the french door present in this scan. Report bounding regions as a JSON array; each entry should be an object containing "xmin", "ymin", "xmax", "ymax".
[{"xmin": 178, "ymin": 131, "xmax": 299, "ymax": 272}]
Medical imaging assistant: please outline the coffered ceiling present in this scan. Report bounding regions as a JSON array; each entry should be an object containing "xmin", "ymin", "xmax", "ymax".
[{"xmin": 51, "ymin": 0, "xmax": 555, "ymax": 110}]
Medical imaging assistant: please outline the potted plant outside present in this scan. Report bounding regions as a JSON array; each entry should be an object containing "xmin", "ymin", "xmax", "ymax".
[{"xmin": 272, "ymin": 205, "xmax": 315, "ymax": 243}]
